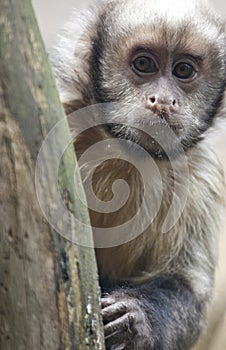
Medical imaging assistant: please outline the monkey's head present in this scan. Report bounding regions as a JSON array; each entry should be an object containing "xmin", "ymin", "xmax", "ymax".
[
  {"xmin": 88, "ymin": 0, "xmax": 226, "ymax": 157},
  {"xmin": 53, "ymin": 0, "xmax": 226, "ymax": 158}
]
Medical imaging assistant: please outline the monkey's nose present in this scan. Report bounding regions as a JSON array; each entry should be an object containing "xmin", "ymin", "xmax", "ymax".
[{"xmin": 148, "ymin": 95, "xmax": 178, "ymax": 114}]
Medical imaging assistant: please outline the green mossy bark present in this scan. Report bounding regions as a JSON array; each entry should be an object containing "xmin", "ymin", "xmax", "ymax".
[{"xmin": 0, "ymin": 0, "xmax": 104, "ymax": 349}]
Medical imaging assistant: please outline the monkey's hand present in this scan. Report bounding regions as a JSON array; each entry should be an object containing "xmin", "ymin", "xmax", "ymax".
[
  {"xmin": 102, "ymin": 291, "xmax": 152, "ymax": 350},
  {"xmin": 101, "ymin": 276, "xmax": 206, "ymax": 350}
]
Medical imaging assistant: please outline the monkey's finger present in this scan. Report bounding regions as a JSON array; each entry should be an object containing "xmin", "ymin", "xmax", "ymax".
[
  {"xmin": 104, "ymin": 313, "xmax": 134, "ymax": 337},
  {"xmin": 101, "ymin": 296, "xmax": 116, "ymax": 308},
  {"xmin": 105, "ymin": 330, "xmax": 128, "ymax": 348},
  {"xmin": 102, "ymin": 301, "xmax": 128, "ymax": 322}
]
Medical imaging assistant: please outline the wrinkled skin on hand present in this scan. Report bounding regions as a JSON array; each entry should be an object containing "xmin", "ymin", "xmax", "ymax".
[{"xmin": 102, "ymin": 291, "xmax": 153, "ymax": 350}]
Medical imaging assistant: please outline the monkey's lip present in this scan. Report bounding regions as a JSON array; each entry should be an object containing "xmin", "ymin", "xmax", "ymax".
[
  {"xmin": 106, "ymin": 121, "xmax": 184, "ymax": 140},
  {"xmin": 132, "ymin": 120, "xmax": 184, "ymax": 135},
  {"xmin": 167, "ymin": 123, "xmax": 184, "ymax": 135}
]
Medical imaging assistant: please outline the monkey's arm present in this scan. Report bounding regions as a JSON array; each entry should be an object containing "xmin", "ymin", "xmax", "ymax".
[
  {"xmin": 101, "ymin": 145, "xmax": 224, "ymax": 350},
  {"xmin": 102, "ymin": 273, "xmax": 205, "ymax": 350}
]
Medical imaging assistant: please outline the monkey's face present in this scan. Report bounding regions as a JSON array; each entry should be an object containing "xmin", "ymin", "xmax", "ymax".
[{"xmin": 92, "ymin": 0, "xmax": 226, "ymax": 157}]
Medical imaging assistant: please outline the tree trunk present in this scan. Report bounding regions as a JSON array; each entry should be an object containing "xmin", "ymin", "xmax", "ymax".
[{"xmin": 0, "ymin": 0, "xmax": 105, "ymax": 349}]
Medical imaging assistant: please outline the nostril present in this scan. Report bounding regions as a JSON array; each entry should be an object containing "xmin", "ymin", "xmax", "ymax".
[
  {"xmin": 150, "ymin": 96, "xmax": 156, "ymax": 104},
  {"xmin": 172, "ymin": 99, "xmax": 176, "ymax": 106}
]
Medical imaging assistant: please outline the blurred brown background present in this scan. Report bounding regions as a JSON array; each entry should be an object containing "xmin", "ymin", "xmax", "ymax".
[{"xmin": 32, "ymin": 1, "xmax": 226, "ymax": 349}]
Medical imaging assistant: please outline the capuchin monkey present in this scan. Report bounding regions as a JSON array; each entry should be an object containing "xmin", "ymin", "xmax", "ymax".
[{"xmin": 51, "ymin": 0, "xmax": 226, "ymax": 349}]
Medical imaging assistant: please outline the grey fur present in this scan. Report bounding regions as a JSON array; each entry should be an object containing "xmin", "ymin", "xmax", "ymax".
[{"xmin": 51, "ymin": 1, "xmax": 226, "ymax": 349}]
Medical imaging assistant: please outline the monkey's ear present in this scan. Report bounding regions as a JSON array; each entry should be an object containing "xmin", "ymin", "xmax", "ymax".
[{"xmin": 50, "ymin": 3, "xmax": 101, "ymax": 112}]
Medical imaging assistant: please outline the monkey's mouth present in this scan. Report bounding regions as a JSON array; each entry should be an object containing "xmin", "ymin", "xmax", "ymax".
[{"xmin": 105, "ymin": 122, "xmax": 184, "ymax": 159}]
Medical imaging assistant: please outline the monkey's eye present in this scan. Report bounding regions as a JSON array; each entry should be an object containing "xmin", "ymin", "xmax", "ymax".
[
  {"xmin": 173, "ymin": 62, "xmax": 196, "ymax": 80},
  {"xmin": 132, "ymin": 55, "xmax": 158, "ymax": 75}
]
